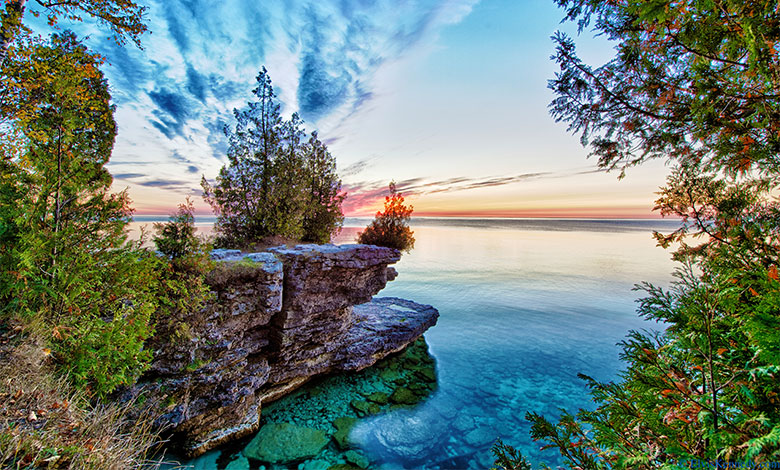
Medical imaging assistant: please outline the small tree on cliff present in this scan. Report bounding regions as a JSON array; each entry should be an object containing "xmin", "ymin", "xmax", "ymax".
[{"xmin": 358, "ymin": 181, "xmax": 415, "ymax": 252}]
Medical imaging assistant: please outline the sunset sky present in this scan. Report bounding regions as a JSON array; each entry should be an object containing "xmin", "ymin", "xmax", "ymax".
[{"xmin": 32, "ymin": 0, "xmax": 671, "ymax": 217}]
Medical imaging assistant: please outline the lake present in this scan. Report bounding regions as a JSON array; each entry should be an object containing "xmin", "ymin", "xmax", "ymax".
[{"xmin": 151, "ymin": 217, "xmax": 679, "ymax": 469}]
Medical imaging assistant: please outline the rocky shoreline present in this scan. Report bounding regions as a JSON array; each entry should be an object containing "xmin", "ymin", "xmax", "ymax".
[{"xmin": 121, "ymin": 244, "xmax": 439, "ymax": 457}]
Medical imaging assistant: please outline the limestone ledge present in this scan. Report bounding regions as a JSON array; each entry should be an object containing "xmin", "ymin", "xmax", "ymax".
[{"xmin": 122, "ymin": 244, "xmax": 438, "ymax": 457}]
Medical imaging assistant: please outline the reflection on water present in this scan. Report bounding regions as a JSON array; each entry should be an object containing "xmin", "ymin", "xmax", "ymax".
[{"xmin": 161, "ymin": 218, "xmax": 677, "ymax": 469}]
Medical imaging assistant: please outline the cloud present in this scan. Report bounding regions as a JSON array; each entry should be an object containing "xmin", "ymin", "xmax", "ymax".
[
  {"xmin": 185, "ymin": 65, "xmax": 208, "ymax": 103},
  {"xmin": 340, "ymin": 158, "xmax": 373, "ymax": 177},
  {"xmin": 149, "ymin": 88, "xmax": 191, "ymax": 123},
  {"xmin": 341, "ymin": 170, "xmax": 592, "ymax": 214},
  {"xmin": 137, "ymin": 179, "xmax": 191, "ymax": 189},
  {"xmin": 31, "ymin": 0, "xmax": 481, "ymax": 212},
  {"xmin": 113, "ymin": 172, "xmax": 146, "ymax": 179}
]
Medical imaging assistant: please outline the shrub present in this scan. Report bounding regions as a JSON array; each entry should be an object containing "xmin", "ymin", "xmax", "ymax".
[
  {"xmin": 358, "ymin": 181, "xmax": 415, "ymax": 252},
  {"xmin": 153, "ymin": 197, "xmax": 213, "ymax": 276}
]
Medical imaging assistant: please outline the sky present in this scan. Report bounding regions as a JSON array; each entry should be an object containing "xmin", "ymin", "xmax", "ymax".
[{"xmin": 30, "ymin": 0, "xmax": 671, "ymax": 217}]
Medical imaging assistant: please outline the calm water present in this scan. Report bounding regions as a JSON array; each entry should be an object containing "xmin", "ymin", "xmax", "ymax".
[{"xmin": 154, "ymin": 217, "xmax": 679, "ymax": 469}]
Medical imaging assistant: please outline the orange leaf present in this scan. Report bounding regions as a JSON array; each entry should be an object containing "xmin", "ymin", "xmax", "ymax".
[
  {"xmin": 749, "ymin": 287, "xmax": 759, "ymax": 296},
  {"xmin": 769, "ymin": 266, "xmax": 779, "ymax": 281},
  {"xmin": 717, "ymin": 348, "xmax": 728, "ymax": 355}
]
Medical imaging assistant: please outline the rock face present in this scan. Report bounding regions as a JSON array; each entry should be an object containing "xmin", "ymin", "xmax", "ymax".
[{"xmin": 122, "ymin": 244, "xmax": 438, "ymax": 458}]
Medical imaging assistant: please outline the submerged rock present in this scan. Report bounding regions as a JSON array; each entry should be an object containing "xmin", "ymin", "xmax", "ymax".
[
  {"xmin": 370, "ymin": 409, "xmax": 447, "ymax": 461},
  {"xmin": 333, "ymin": 416, "xmax": 359, "ymax": 450},
  {"xmin": 464, "ymin": 426, "xmax": 496, "ymax": 448},
  {"xmin": 389, "ymin": 387, "xmax": 417, "ymax": 405},
  {"xmin": 302, "ymin": 459, "xmax": 332, "ymax": 470},
  {"xmin": 224, "ymin": 455, "xmax": 249, "ymax": 470},
  {"xmin": 345, "ymin": 450, "xmax": 370, "ymax": 468},
  {"xmin": 243, "ymin": 422, "xmax": 329, "ymax": 463}
]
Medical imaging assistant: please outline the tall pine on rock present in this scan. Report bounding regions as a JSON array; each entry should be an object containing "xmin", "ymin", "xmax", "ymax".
[{"xmin": 202, "ymin": 67, "xmax": 344, "ymax": 247}]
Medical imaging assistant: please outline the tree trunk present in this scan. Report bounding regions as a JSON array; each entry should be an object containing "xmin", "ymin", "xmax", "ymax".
[{"xmin": 0, "ymin": 0, "xmax": 26, "ymax": 64}]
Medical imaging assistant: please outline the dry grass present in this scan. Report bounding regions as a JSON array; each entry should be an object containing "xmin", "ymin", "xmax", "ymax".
[{"xmin": 0, "ymin": 320, "xmax": 168, "ymax": 469}]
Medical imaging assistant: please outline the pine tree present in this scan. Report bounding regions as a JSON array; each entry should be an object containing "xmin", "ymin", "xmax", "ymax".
[
  {"xmin": 301, "ymin": 131, "xmax": 345, "ymax": 243},
  {"xmin": 496, "ymin": 0, "xmax": 780, "ymax": 466},
  {"xmin": 202, "ymin": 67, "xmax": 345, "ymax": 247}
]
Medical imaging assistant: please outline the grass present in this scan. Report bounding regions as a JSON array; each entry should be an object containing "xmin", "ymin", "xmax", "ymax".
[{"xmin": 0, "ymin": 319, "xmax": 168, "ymax": 469}]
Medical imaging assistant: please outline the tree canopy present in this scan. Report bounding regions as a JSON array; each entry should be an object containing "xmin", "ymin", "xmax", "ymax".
[
  {"xmin": 0, "ymin": 32, "xmax": 157, "ymax": 396},
  {"xmin": 0, "ymin": 0, "xmax": 148, "ymax": 63},
  {"xmin": 202, "ymin": 67, "xmax": 345, "ymax": 247},
  {"xmin": 550, "ymin": 0, "xmax": 780, "ymax": 176},
  {"xmin": 493, "ymin": 1, "xmax": 780, "ymax": 467}
]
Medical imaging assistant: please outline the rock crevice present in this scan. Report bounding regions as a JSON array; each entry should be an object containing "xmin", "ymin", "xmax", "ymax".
[{"xmin": 124, "ymin": 244, "xmax": 438, "ymax": 457}]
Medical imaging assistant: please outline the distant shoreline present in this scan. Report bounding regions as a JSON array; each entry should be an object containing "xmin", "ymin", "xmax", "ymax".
[
  {"xmin": 131, "ymin": 215, "xmax": 681, "ymax": 223},
  {"xmin": 129, "ymin": 216, "xmax": 682, "ymax": 237}
]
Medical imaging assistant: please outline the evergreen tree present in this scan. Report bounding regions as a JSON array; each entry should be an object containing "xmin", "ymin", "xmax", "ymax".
[
  {"xmin": 0, "ymin": 32, "xmax": 156, "ymax": 397},
  {"xmin": 357, "ymin": 181, "xmax": 414, "ymax": 252},
  {"xmin": 302, "ymin": 131, "xmax": 345, "ymax": 243},
  {"xmin": 495, "ymin": 0, "xmax": 780, "ymax": 466},
  {"xmin": 202, "ymin": 67, "xmax": 345, "ymax": 247}
]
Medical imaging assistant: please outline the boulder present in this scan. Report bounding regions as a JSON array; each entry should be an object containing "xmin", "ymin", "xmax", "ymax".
[
  {"xmin": 332, "ymin": 416, "xmax": 359, "ymax": 450},
  {"xmin": 225, "ymin": 455, "xmax": 250, "ymax": 470},
  {"xmin": 370, "ymin": 408, "xmax": 446, "ymax": 461},
  {"xmin": 243, "ymin": 422, "xmax": 329, "ymax": 463}
]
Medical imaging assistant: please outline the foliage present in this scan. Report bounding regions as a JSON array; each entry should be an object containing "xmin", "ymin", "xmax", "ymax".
[
  {"xmin": 202, "ymin": 67, "xmax": 345, "ymax": 247},
  {"xmin": 0, "ymin": 0, "xmax": 148, "ymax": 64},
  {"xmin": 152, "ymin": 196, "xmax": 214, "ymax": 275},
  {"xmin": 0, "ymin": 329, "xmax": 164, "ymax": 469},
  {"xmin": 357, "ymin": 181, "xmax": 415, "ymax": 252},
  {"xmin": 301, "ymin": 130, "xmax": 347, "ymax": 243},
  {"xmin": 153, "ymin": 197, "xmax": 200, "ymax": 260},
  {"xmin": 492, "ymin": 438, "xmax": 533, "ymax": 470},
  {"xmin": 549, "ymin": 0, "xmax": 780, "ymax": 177},
  {"xmin": 149, "ymin": 199, "xmax": 214, "ymax": 351},
  {"xmin": 495, "ymin": 0, "xmax": 780, "ymax": 468},
  {"xmin": 524, "ymin": 209, "xmax": 780, "ymax": 467},
  {"xmin": 0, "ymin": 33, "xmax": 156, "ymax": 398}
]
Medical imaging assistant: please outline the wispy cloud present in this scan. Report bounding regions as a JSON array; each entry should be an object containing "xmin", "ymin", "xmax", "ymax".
[
  {"xmin": 339, "ymin": 158, "xmax": 374, "ymax": 177},
  {"xmin": 137, "ymin": 179, "xmax": 191, "ymax": 189},
  {"xmin": 99, "ymin": 0, "xmax": 479, "ymax": 152},
  {"xmin": 28, "ymin": 0, "xmax": 482, "ymax": 211},
  {"xmin": 341, "ymin": 168, "xmax": 600, "ymax": 214}
]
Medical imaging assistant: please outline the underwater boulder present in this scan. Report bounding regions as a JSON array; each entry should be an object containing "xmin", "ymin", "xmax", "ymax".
[
  {"xmin": 243, "ymin": 422, "xmax": 329, "ymax": 463},
  {"xmin": 370, "ymin": 408, "xmax": 446, "ymax": 460}
]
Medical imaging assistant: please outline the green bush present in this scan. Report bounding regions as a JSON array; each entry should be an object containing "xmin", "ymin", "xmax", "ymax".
[{"xmin": 153, "ymin": 197, "xmax": 214, "ymax": 276}]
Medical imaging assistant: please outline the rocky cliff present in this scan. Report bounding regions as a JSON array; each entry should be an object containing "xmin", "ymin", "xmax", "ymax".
[{"xmin": 123, "ymin": 244, "xmax": 438, "ymax": 457}]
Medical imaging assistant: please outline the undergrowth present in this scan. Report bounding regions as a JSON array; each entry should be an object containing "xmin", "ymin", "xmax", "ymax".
[{"xmin": 0, "ymin": 321, "xmax": 166, "ymax": 469}]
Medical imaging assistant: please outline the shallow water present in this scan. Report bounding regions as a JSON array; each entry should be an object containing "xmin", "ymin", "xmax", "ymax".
[{"xmin": 165, "ymin": 217, "xmax": 679, "ymax": 469}]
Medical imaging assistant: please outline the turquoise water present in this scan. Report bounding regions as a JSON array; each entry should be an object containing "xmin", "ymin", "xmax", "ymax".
[{"xmin": 167, "ymin": 218, "xmax": 679, "ymax": 469}]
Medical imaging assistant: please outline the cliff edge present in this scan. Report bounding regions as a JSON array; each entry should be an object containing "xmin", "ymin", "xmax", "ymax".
[{"xmin": 121, "ymin": 244, "xmax": 439, "ymax": 457}]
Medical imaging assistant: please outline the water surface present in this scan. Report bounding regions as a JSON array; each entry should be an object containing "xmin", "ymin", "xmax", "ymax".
[{"xmin": 166, "ymin": 218, "xmax": 679, "ymax": 469}]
